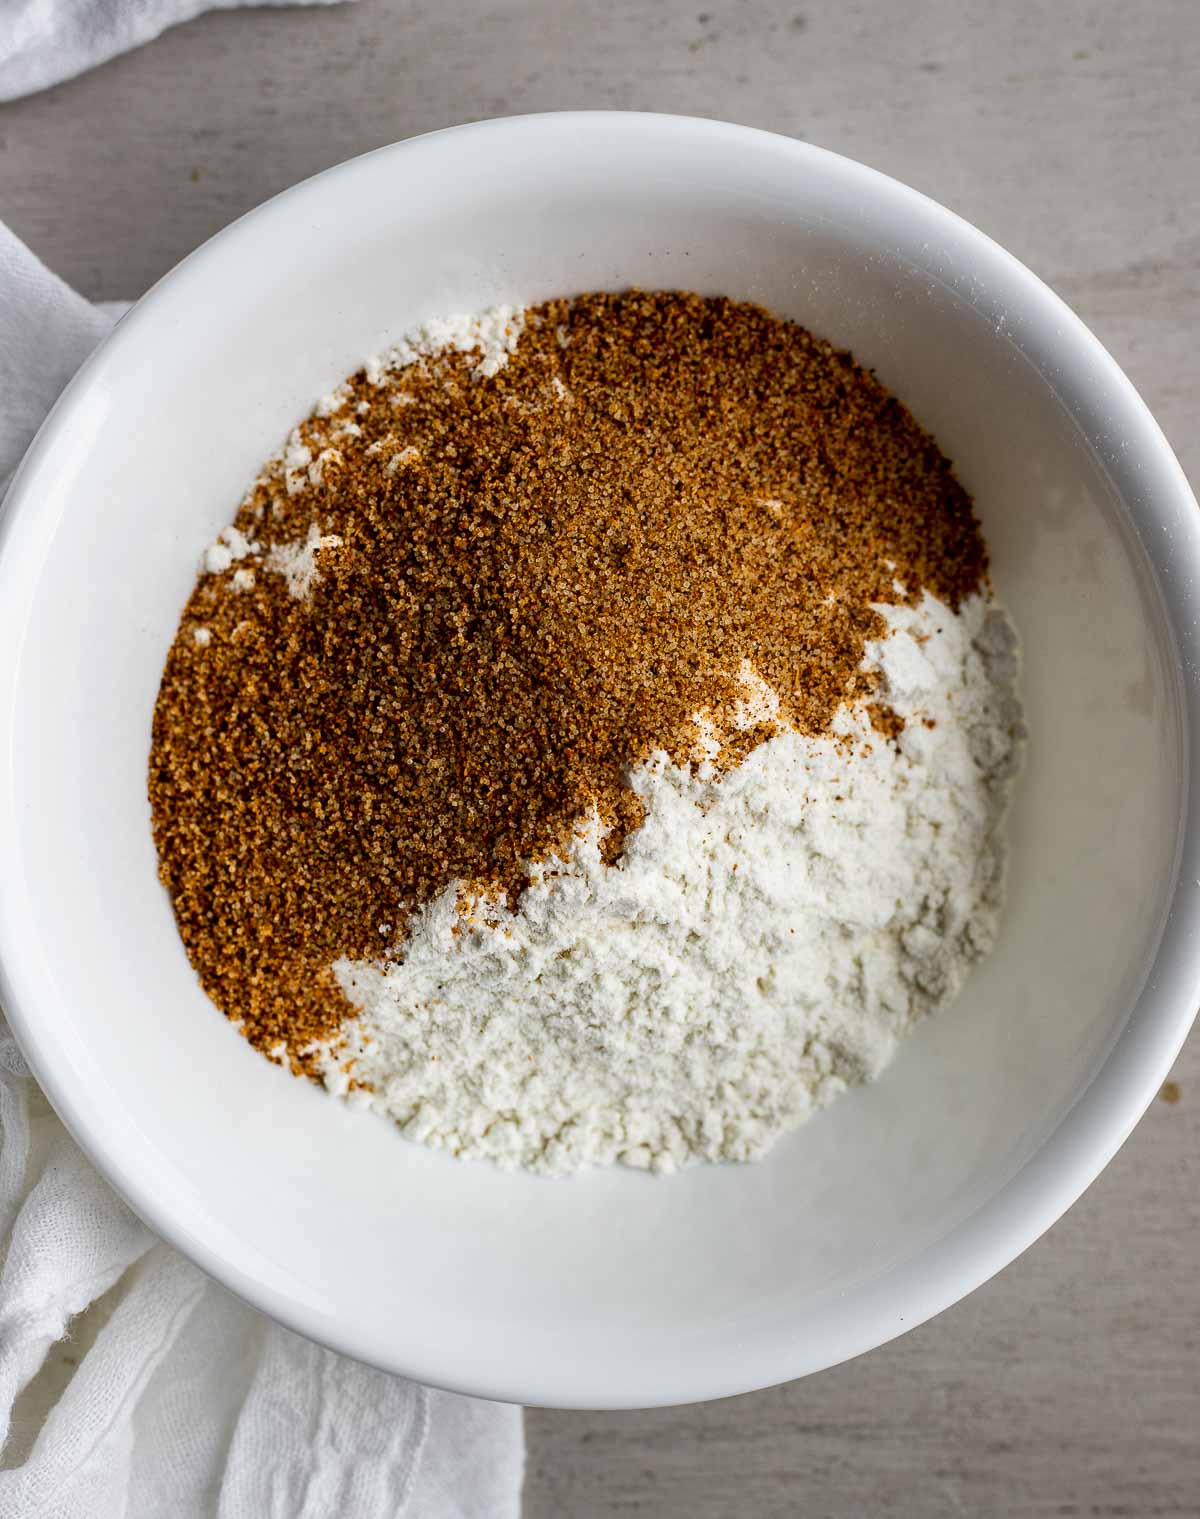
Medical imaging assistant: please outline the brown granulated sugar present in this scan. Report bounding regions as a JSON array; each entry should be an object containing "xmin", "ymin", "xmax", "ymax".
[{"xmin": 149, "ymin": 291, "xmax": 987, "ymax": 1068}]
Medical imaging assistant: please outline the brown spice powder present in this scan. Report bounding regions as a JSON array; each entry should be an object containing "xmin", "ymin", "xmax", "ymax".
[{"xmin": 149, "ymin": 291, "xmax": 987, "ymax": 1066}]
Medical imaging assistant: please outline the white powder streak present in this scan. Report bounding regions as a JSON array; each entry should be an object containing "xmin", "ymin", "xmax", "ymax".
[
  {"xmin": 384, "ymin": 446, "xmax": 421, "ymax": 476},
  {"xmin": 266, "ymin": 522, "xmax": 344, "ymax": 600},
  {"xmin": 366, "ymin": 305, "xmax": 525, "ymax": 385},
  {"xmin": 316, "ymin": 383, "xmax": 351, "ymax": 418},
  {"xmin": 283, "ymin": 430, "xmax": 313, "ymax": 496},
  {"xmin": 307, "ymin": 448, "xmax": 342, "ymax": 488},
  {"xmin": 316, "ymin": 590, "xmax": 1023, "ymax": 1176},
  {"xmin": 200, "ymin": 524, "xmax": 258, "ymax": 576}
]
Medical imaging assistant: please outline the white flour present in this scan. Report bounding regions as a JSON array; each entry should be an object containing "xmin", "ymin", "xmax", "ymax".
[
  {"xmin": 316, "ymin": 590, "xmax": 1023, "ymax": 1175},
  {"xmin": 364, "ymin": 305, "xmax": 525, "ymax": 384},
  {"xmin": 266, "ymin": 522, "xmax": 344, "ymax": 600}
]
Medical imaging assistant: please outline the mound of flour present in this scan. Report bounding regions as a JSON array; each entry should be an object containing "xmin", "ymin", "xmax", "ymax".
[{"xmin": 316, "ymin": 591, "xmax": 1022, "ymax": 1175}]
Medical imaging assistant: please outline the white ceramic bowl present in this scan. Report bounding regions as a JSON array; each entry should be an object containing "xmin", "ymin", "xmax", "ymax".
[{"xmin": 1, "ymin": 113, "xmax": 1197, "ymax": 1409}]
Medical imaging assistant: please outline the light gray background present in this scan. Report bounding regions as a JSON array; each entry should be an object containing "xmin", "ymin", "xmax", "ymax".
[{"xmin": 3, "ymin": 1, "xmax": 1198, "ymax": 1513}]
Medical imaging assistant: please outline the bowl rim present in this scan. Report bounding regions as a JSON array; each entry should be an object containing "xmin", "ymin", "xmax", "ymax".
[{"xmin": 1, "ymin": 110, "xmax": 1198, "ymax": 1409}]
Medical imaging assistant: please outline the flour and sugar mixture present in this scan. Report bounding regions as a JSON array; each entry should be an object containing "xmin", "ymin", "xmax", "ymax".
[{"xmin": 150, "ymin": 291, "xmax": 1024, "ymax": 1175}]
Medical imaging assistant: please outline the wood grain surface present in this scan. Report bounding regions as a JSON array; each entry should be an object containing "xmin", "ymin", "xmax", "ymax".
[{"xmin": 2, "ymin": 2, "xmax": 1197, "ymax": 1513}]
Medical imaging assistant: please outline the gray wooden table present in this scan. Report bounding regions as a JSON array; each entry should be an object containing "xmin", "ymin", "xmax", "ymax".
[{"xmin": 3, "ymin": 1, "xmax": 1198, "ymax": 1512}]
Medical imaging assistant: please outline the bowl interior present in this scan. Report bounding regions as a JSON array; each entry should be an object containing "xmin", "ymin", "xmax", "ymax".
[{"xmin": 0, "ymin": 116, "xmax": 1190, "ymax": 1407}]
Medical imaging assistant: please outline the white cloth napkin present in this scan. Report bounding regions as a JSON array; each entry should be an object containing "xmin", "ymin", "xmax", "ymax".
[
  {"xmin": 0, "ymin": 0, "xmax": 349, "ymax": 102},
  {"xmin": 0, "ymin": 222, "xmax": 524, "ymax": 1518}
]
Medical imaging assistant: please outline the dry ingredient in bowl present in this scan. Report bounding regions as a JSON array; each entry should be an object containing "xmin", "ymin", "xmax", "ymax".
[{"xmin": 149, "ymin": 291, "xmax": 1023, "ymax": 1175}]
